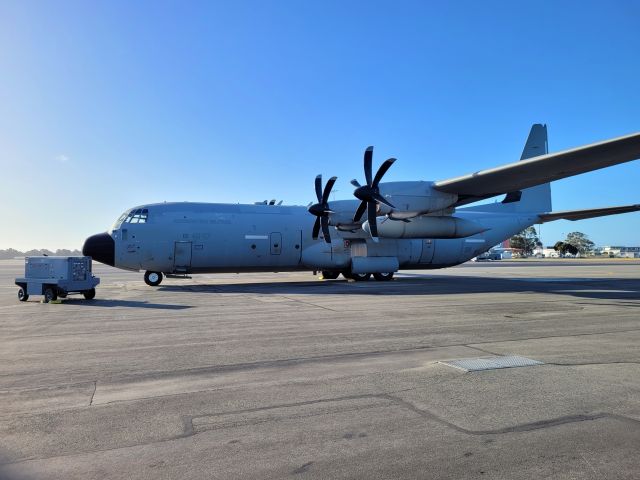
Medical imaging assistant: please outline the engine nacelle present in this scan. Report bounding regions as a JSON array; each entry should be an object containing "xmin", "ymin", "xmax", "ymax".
[
  {"xmin": 364, "ymin": 215, "xmax": 488, "ymax": 239},
  {"xmin": 379, "ymin": 181, "xmax": 458, "ymax": 217}
]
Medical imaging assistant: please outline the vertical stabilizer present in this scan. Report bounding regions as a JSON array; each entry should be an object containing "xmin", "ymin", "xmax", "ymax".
[{"xmin": 505, "ymin": 124, "xmax": 552, "ymax": 212}]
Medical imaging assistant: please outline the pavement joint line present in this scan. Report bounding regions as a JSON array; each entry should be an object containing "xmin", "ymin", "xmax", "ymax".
[{"xmin": 2, "ymin": 328, "xmax": 639, "ymax": 391}]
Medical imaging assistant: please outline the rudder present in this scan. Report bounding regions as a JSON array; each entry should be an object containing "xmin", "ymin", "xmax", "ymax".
[{"xmin": 505, "ymin": 124, "xmax": 552, "ymax": 212}]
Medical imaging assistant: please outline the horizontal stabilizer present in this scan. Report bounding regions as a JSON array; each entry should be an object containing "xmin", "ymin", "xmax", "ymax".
[
  {"xmin": 538, "ymin": 204, "xmax": 640, "ymax": 223},
  {"xmin": 435, "ymin": 131, "xmax": 640, "ymax": 198}
]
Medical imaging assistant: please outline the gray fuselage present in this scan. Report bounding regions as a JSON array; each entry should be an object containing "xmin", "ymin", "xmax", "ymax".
[{"xmin": 99, "ymin": 202, "xmax": 538, "ymax": 274}]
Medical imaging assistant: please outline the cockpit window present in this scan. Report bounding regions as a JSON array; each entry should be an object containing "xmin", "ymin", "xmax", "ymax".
[
  {"xmin": 111, "ymin": 208, "xmax": 149, "ymax": 231},
  {"xmin": 125, "ymin": 208, "xmax": 149, "ymax": 224}
]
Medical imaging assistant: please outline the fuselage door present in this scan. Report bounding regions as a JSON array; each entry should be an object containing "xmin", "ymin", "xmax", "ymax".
[
  {"xmin": 174, "ymin": 241, "xmax": 193, "ymax": 272},
  {"xmin": 270, "ymin": 233, "xmax": 282, "ymax": 255}
]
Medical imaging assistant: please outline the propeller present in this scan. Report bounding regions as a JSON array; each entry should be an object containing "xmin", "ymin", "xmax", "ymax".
[
  {"xmin": 351, "ymin": 146, "xmax": 396, "ymax": 239},
  {"xmin": 308, "ymin": 174, "xmax": 337, "ymax": 243}
]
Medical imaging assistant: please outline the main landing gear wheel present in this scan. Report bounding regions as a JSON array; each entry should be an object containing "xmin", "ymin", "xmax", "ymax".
[
  {"xmin": 373, "ymin": 272, "xmax": 394, "ymax": 281},
  {"xmin": 320, "ymin": 271, "xmax": 340, "ymax": 280},
  {"xmin": 144, "ymin": 271, "xmax": 163, "ymax": 286},
  {"xmin": 344, "ymin": 272, "xmax": 371, "ymax": 281},
  {"xmin": 18, "ymin": 287, "xmax": 29, "ymax": 302}
]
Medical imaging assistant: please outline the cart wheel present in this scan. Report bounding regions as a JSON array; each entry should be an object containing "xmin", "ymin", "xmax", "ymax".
[
  {"xmin": 83, "ymin": 288, "xmax": 96, "ymax": 300},
  {"xmin": 373, "ymin": 272, "xmax": 394, "ymax": 281},
  {"xmin": 18, "ymin": 287, "xmax": 29, "ymax": 302},
  {"xmin": 144, "ymin": 271, "xmax": 163, "ymax": 286},
  {"xmin": 43, "ymin": 288, "xmax": 57, "ymax": 303}
]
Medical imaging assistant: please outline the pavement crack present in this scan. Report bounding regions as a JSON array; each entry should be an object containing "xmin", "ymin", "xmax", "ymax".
[
  {"xmin": 546, "ymin": 361, "xmax": 640, "ymax": 367},
  {"xmin": 3, "ymin": 390, "xmax": 640, "ymax": 467},
  {"xmin": 381, "ymin": 394, "xmax": 640, "ymax": 435},
  {"xmin": 464, "ymin": 345, "xmax": 499, "ymax": 356},
  {"xmin": 89, "ymin": 381, "xmax": 97, "ymax": 406},
  {"xmin": 277, "ymin": 295, "xmax": 337, "ymax": 312}
]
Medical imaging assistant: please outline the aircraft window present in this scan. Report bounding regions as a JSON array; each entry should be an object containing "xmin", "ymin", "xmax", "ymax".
[
  {"xmin": 124, "ymin": 208, "xmax": 148, "ymax": 224},
  {"xmin": 111, "ymin": 212, "xmax": 129, "ymax": 230}
]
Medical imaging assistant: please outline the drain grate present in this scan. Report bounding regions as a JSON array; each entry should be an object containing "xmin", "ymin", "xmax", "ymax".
[{"xmin": 440, "ymin": 355, "xmax": 543, "ymax": 372}]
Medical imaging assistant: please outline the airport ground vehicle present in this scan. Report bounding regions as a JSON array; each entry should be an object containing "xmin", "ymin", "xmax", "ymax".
[{"xmin": 15, "ymin": 256, "xmax": 100, "ymax": 303}]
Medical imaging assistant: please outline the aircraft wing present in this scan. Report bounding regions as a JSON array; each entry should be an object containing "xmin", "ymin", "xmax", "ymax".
[
  {"xmin": 537, "ymin": 204, "xmax": 640, "ymax": 223},
  {"xmin": 433, "ymin": 132, "xmax": 640, "ymax": 198}
]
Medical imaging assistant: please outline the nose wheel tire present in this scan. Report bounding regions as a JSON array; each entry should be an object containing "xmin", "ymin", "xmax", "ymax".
[
  {"xmin": 18, "ymin": 288, "xmax": 29, "ymax": 302},
  {"xmin": 144, "ymin": 271, "xmax": 163, "ymax": 286},
  {"xmin": 373, "ymin": 272, "xmax": 394, "ymax": 281}
]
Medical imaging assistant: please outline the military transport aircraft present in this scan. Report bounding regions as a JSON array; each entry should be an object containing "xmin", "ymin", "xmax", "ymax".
[{"xmin": 83, "ymin": 124, "xmax": 640, "ymax": 286}]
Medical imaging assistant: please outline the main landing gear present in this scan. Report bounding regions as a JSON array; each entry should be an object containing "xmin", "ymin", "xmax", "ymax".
[
  {"xmin": 144, "ymin": 271, "xmax": 164, "ymax": 286},
  {"xmin": 320, "ymin": 271, "xmax": 395, "ymax": 282}
]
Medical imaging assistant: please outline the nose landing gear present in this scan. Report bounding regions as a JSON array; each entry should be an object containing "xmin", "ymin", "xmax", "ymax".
[{"xmin": 144, "ymin": 271, "xmax": 163, "ymax": 286}]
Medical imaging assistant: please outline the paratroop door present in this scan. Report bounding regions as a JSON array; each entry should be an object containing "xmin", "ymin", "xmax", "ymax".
[{"xmin": 174, "ymin": 241, "xmax": 193, "ymax": 271}]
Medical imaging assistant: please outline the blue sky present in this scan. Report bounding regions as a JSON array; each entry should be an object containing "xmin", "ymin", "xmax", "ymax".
[{"xmin": 1, "ymin": 1, "xmax": 639, "ymax": 250}]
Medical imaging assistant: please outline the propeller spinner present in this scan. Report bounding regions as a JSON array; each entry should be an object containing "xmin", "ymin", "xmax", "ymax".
[
  {"xmin": 351, "ymin": 146, "xmax": 396, "ymax": 239},
  {"xmin": 308, "ymin": 175, "xmax": 337, "ymax": 243}
]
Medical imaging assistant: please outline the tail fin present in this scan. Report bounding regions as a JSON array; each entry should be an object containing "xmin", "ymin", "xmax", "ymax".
[
  {"xmin": 460, "ymin": 124, "xmax": 553, "ymax": 214},
  {"xmin": 508, "ymin": 124, "xmax": 552, "ymax": 212}
]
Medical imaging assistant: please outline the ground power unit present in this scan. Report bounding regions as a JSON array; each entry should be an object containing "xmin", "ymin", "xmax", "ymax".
[{"xmin": 15, "ymin": 256, "xmax": 100, "ymax": 303}]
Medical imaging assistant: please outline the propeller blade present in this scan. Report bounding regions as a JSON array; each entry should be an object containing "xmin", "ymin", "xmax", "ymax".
[
  {"xmin": 320, "ymin": 216, "xmax": 331, "ymax": 243},
  {"xmin": 372, "ymin": 192, "xmax": 395, "ymax": 209},
  {"xmin": 314, "ymin": 175, "xmax": 323, "ymax": 203},
  {"xmin": 350, "ymin": 179, "xmax": 361, "ymax": 188},
  {"xmin": 372, "ymin": 158, "xmax": 396, "ymax": 188},
  {"xmin": 364, "ymin": 146, "xmax": 373, "ymax": 186},
  {"xmin": 312, "ymin": 217, "xmax": 321, "ymax": 239},
  {"xmin": 353, "ymin": 200, "xmax": 367, "ymax": 222},
  {"xmin": 367, "ymin": 202, "xmax": 378, "ymax": 239},
  {"xmin": 322, "ymin": 176, "xmax": 337, "ymax": 204}
]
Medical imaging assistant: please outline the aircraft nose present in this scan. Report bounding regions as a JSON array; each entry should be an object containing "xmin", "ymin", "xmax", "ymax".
[{"xmin": 82, "ymin": 232, "xmax": 115, "ymax": 266}]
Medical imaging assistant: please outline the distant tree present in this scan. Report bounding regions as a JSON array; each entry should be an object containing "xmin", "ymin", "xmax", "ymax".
[
  {"xmin": 509, "ymin": 226, "xmax": 540, "ymax": 256},
  {"xmin": 0, "ymin": 248, "xmax": 81, "ymax": 259},
  {"xmin": 0, "ymin": 249, "xmax": 22, "ymax": 260},
  {"xmin": 553, "ymin": 241, "xmax": 578, "ymax": 256},
  {"xmin": 564, "ymin": 232, "xmax": 595, "ymax": 255}
]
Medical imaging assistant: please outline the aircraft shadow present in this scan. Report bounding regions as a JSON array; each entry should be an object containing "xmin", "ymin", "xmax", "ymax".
[
  {"xmin": 60, "ymin": 298, "xmax": 192, "ymax": 310},
  {"xmin": 157, "ymin": 276, "xmax": 640, "ymax": 303}
]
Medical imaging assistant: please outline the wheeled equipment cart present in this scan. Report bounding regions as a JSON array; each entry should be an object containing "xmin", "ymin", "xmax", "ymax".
[{"xmin": 15, "ymin": 256, "xmax": 100, "ymax": 303}]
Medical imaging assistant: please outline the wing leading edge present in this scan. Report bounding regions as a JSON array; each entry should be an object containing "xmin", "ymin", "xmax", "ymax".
[
  {"xmin": 537, "ymin": 204, "xmax": 640, "ymax": 223},
  {"xmin": 434, "ymin": 131, "xmax": 640, "ymax": 198}
]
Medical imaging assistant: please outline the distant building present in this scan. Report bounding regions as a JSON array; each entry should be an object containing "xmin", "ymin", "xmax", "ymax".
[
  {"xmin": 599, "ymin": 246, "xmax": 640, "ymax": 258},
  {"xmin": 533, "ymin": 247, "xmax": 559, "ymax": 258}
]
